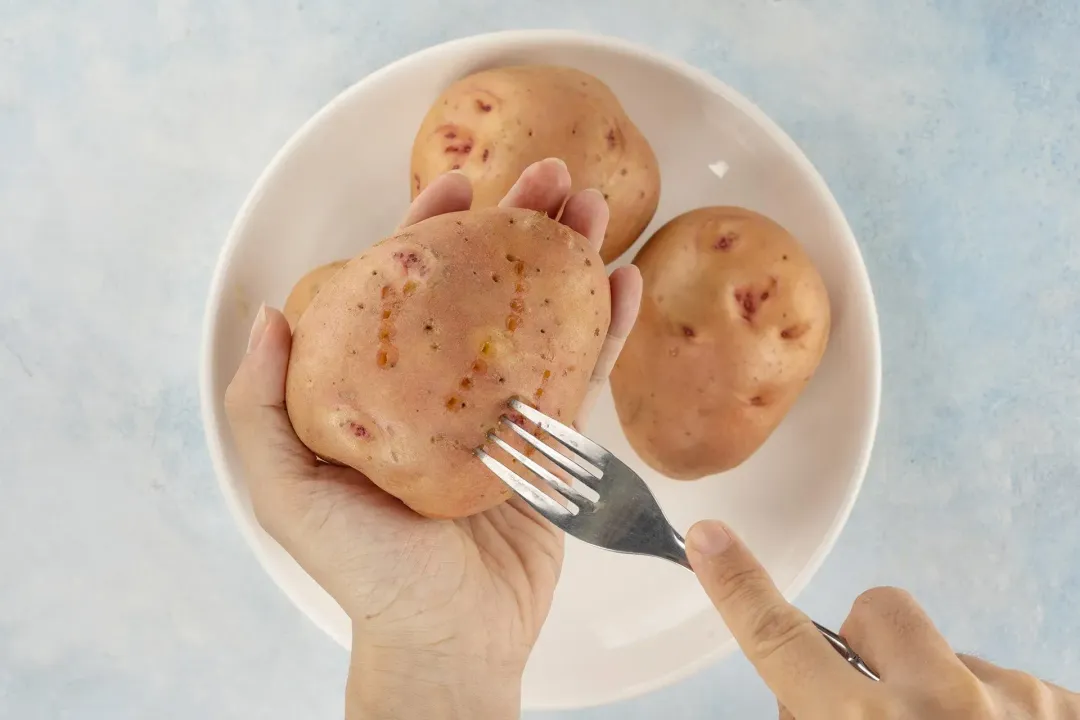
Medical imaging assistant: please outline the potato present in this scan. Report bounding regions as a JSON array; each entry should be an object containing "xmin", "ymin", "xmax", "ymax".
[
  {"xmin": 286, "ymin": 207, "xmax": 610, "ymax": 518},
  {"xmin": 283, "ymin": 260, "xmax": 348, "ymax": 329},
  {"xmin": 610, "ymin": 207, "xmax": 830, "ymax": 479},
  {"xmin": 410, "ymin": 65, "xmax": 660, "ymax": 264}
]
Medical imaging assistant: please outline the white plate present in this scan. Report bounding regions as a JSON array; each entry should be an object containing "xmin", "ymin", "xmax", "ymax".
[{"xmin": 200, "ymin": 30, "xmax": 880, "ymax": 710}]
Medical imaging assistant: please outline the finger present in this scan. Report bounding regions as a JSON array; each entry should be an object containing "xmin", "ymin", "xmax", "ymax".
[
  {"xmin": 686, "ymin": 520, "xmax": 861, "ymax": 715},
  {"xmin": 959, "ymin": 654, "xmax": 1061, "ymax": 712},
  {"xmin": 560, "ymin": 188, "xmax": 609, "ymax": 252},
  {"xmin": 840, "ymin": 587, "xmax": 967, "ymax": 684},
  {"xmin": 498, "ymin": 158, "xmax": 571, "ymax": 217},
  {"xmin": 575, "ymin": 265, "xmax": 642, "ymax": 428},
  {"xmin": 224, "ymin": 305, "xmax": 319, "ymax": 537},
  {"xmin": 398, "ymin": 170, "xmax": 473, "ymax": 229}
]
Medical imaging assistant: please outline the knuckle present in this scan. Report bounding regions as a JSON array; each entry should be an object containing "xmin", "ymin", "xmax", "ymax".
[
  {"xmin": 854, "ymin": 586, "xmax": 917, "ymax": 614},
  {"xmin": 847, "ymin": 586, "xmax": 922, "ymax": 636},
  {"xmin": 711, "ymin": 566, "xmax": 768, "ymax": 605},
  {"xmin": 951, "ymin": 675, "xmax": 996, "ymax": 714},
  {"xmin": 745, "ymin": 603, "xmax": 813, "ymax": 664},
  {"xmin": 1007, "ymin": 670, "xmax": 1055, "ymax": 714}
]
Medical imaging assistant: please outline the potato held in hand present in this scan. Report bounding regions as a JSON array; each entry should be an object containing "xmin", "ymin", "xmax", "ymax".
[
  {"xmin": 283, "ymin": 260, "xmax": 347, "ymax": 329},
  {"xmin": 411, "ymin": 65, "xmax": 660, "ymax": 264},
  {"xmin": 286, "ymin": 207, "xmax": 610, "ymax": 518},
  {"xmin": 611, "ymin": 207, "xmax": 830, "ymax": 479}
]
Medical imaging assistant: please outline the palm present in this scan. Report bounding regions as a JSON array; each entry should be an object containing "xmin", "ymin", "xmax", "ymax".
[{"xmin": 300, "ymin": 464, "xmax": 562, "ymax": 658}]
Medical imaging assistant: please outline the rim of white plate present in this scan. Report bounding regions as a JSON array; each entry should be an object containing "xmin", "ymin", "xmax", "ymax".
[{"xmin": 199, "ymin": 29, "xmax": 882, "ymax": 708}]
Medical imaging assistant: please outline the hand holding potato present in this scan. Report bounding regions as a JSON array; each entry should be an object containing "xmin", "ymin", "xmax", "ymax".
[{"xmin": 224, "ymin": 159, "xmax": 641, "ymax": 720}]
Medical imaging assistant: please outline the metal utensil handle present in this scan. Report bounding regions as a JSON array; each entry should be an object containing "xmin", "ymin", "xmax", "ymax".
[
  {"xmin": 671, "ymin": 533, "xmax": 880, "ymax": 682},
  {"xmin": 813, "ymin": 622, "xmax": 880, "ymax": 681}
]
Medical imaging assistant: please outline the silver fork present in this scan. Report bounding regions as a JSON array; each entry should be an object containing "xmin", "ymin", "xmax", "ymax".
[{"xmin": 475, "ymin": 398, "xmax": 880, "ymax": 682}]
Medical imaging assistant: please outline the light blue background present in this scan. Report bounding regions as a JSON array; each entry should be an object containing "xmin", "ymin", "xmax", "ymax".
[{"xmin": 2, "ymin": 1, "xmax": 1078, "ymax": 717}]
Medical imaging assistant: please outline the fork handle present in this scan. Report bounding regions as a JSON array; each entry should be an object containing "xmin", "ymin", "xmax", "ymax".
[{"xmin": 669, "ymin": 532, "xmax": 880, "ymax": 682}]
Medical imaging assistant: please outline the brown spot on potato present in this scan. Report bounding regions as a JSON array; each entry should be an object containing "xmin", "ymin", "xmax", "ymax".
[
  {"xmin": 714, "ymin": 233, "xmax": 738, "ymax": 250},
  {"xmin": 507, "ymin": 316, "xmax": 520, "ymax": 331},
  {"xmin": 781, "ymin": 324, "xmax": 809, "ymax": 340},
  {"xmin": 606, "ymin": 128, "xmax": 617, "ymax": 148},
  {"xmin": 348, "ymin": 422, "xmax": 370, "ymax": 439},
  {"xmin": 476, "ymin": 99, "xmax": 492, "ymax": 112},
  {"xmin": 482, "ymin": 148, "xmax": 489, "ymax": 162},
  {"xmin": 424, "ymin": 323, "xmax": 433, "ymax": 332},
  {"xmin": 594, "ymin": 327, "xmax": 600, "ymax": 336},
  {"xmin": 514, "ymin": 260, "xmax": 526, "ymax": 276},
  {"xmin": 451, "ymin": 163, "xmax": 460, "ymax": 170},
  {"xmin": 460, "ymin": 377, "xmax": 473, "ymax": 390},
  {"xmin": 376, "ymin": 347, "xmax": 399, "ymax": 369},
  {"xmin": 491, "ymin": 273, "xmax": 500, "ymax": 283},
  {"xmin": 510, "ymin": 298, "xmax": 525, "ymax": 313},
  {"xmin": 528, "ymin": 129, "xmax": 533, "ymax": 136},
  {"xmin": 472, "ymin": 359, "xmax": 488, "ymax": 373},
  {"xmin": 413, "ymin": 174, "xmax": 421, "ymax": 192},
  {"xmin": 750, "ymin": 396, "xmax": 766, "ymax": 407},
  {"xmin": 620, "ymin": 168, "xmax": 628, "ymax": 176},
  {"xmin": 446, "ymin": 396, "xmax": 462, "ymax": 411},
  {"xmin": 585, "ymin": 258, "xmax": 592, "ymax": 267},
  {"xmin": 682, "ymin": 326, "xmax": 695, "ymax": 337},
  {"xmin": 734, "ymin": 288, "xmax": 758, "ymax": 320},
  {"xmin": 403, "ymin": 280, "xmax": 418, "ymax": 296}
]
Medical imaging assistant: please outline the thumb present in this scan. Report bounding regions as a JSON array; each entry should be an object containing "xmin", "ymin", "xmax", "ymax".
[
  {"xmin": 685, "ymin": 520, "xmax": 853, "ymax": 715},
  {"xmin": 224, "ymin": 305, "xmax": 319, "ymax": 537}
]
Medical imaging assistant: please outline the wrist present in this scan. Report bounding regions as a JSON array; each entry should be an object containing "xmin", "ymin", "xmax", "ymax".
[{"xmin": 346, "ymin": 638, "xmax": 524, "ymax": 720}]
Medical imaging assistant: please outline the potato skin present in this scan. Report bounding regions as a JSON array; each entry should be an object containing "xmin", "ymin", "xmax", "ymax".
[
  {"xmin": 410, "ymin": 65, "xmax": 660, "ymax": 264},
  {"xmin": 283, "ymin": 260, "xmax": 348, "ymax": 329},
  {"xmin": 610, "ymin": 207, "xmax": 830, "ymax": 479},
  {"xmin": 286, "ymin": 207, "xmax": 610, "ymax": 518}
]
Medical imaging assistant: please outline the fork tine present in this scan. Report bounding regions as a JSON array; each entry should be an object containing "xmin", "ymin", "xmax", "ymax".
[
  {"xmin": 488, "ymin": 434, "xmax": 594, "ymax": 511},
  {"xmin": 509, "ymin": 398, "xmax": 607, "ymax": 467},
  {"xmin": 474, "ymin": 448, "xmax": 573, "ymax": 526},
  {"xmin": 502, "ymin": 416, "xmax": 598, "ymax": 488}
]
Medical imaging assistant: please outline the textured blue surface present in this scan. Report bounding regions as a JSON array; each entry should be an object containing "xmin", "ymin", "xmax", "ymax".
[{"xmin": 2, "ymin": 1, "xmax": 1079, "ymax": 717}]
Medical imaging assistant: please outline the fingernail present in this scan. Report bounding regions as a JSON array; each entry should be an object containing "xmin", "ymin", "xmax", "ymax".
[
  {"xmin": 247, "ymin": 304, "xmax": 268, "ymax": 354},
  {"xmin": 688, "ymin": 521, "xmax": 732, "ymax": 556}
]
